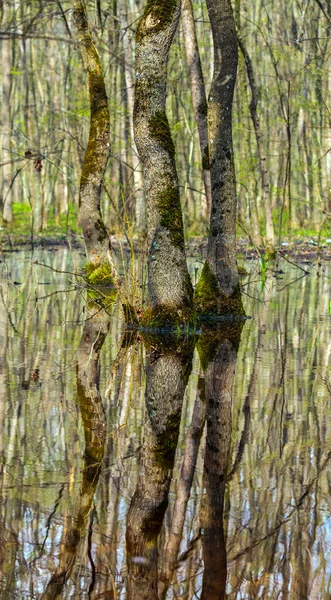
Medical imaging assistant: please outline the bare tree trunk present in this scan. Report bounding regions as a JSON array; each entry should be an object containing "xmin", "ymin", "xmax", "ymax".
[
  {"xmin": 134, "ymin": 0, "xmax": 194, "ymax": 329},
  {"xmin": 72, "ymin": 1, "xmax": 120, "ymax": 287},
  {"xmin": 181, "ymin": 0, "xmax": 212, "ymax": 216},
  {"xmin": 1, "ymin": 4, "xmax": 13, "ymax": 224},
  {"xmin": 195, "ymin": 0, "xmax": 244, "ymax": 316},
  {"xmin": 237, "ymin": 34, "xmax": 276, "ymax": 255},
  {"xmin": 119, "ymin": 1, "xmax": 146, "ymax": 238}
]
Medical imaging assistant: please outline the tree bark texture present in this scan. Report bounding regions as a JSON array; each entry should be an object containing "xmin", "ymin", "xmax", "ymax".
[
  {"xmin": 126, "ymin": 340, "xmax": 194, "ymax": 600},
  {"xmin": 134, "ymin": 0, "xmax": 194, "ymax": 323},
  {"xmin": 182, "ymin": 0, "xmax": 212, "ymax": 216},
  {"xmin": 195, "ymin": 0, "xmax": 244, "ymax": 316},
  {"xmin": 72, "ymin": 1, "xmax": 119, "ymax": 286},
  {"xmin": 198, "ymin": 324, "xmax": 242, "ymax": 599},
  {"xmin": 41, "ymin": 308, "xmax": 110, "ymax": 599}
]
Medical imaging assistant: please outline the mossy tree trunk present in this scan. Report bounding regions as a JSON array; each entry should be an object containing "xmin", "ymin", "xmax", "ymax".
[
  {"xmin": 72, "ymin": 1, "xmax": 120, "ymax": 287},
  {"xmin": 126, "ymin": 338, "xmax": 194, "ymax": 599},
  {"xmin": 134, "ymin": 0, "xmax": 194, "ymax": 328},
  {"xmin": 195, "ymin": 0, "xmax": 244, "ymax": 316}
]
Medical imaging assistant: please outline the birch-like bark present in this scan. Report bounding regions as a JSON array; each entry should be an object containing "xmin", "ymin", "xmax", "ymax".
[
  {"xmin": 134, "ymin": 0, "xmax": 194, "ymax": 325},
  {"xmin": 182, "ymin": 0, "xmax": 212, "ymax": 215},
  {"xmin": 195, "ymin": 0, "xmax": 244, "ymax": 316},
  {"xmin": 72, "ymin": 1, "xmax": 120, "ymax": 286}
]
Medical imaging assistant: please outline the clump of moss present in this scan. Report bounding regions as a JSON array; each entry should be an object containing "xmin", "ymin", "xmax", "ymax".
[
  {"xmin": 85, "ymin": 261, "xmax": 115, "ymax": 286},
  {"xmin": 194, "ymin": 262, "xmax": 245, "ymax": 317},
  {"xmin": 156, "ymin": 186, "xmax": 185, "ymax": 250},
  {"xmin": 140, "ymin": 304, "xmax": 197, "ymax": 333},
  {"xmin": 149, "ymin": 111, "xmax": 175, "ymax": 158},
  {"xmin": 238, "ymin": 264, "xmax": 249, "ymax": 277},
  {"xmin": 136, "ymin": 0, "xmax": 178, "ymax": 43}
]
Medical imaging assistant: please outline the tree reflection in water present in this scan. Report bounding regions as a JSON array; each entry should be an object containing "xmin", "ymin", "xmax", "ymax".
[
  {"xmin": 42, "ymin": 302, "xmax": 111, "ymax": 600},
  {"xmin": 126, "ymin": 336, "xmax": 195, "ymax": 600}
]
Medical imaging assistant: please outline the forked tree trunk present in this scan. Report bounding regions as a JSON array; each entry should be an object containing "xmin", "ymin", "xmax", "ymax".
[
  {"xmin": 182, "ymin": 0, "xmax": 212, "ymax": 216},
  {"xmin": 72, "ymin": 1, "xmax": 120, "ymax": 287},
  {"xmin": 134, "ymin": 0, "xmax": 194, "ymax": 329},
  {"xmin": 195, "ymin": 0, "xmax": 244, "ymax": 316}
]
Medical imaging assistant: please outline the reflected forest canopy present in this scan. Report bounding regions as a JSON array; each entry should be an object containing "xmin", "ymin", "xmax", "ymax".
[{"xmin": 2, "ymin": 0, "xmax": 331, "ymax": 599}]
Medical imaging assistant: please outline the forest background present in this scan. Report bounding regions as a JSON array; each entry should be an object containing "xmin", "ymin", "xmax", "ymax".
[{"xmin": 1, "ymin": 0, "xmax": 331, "ymax": 249}]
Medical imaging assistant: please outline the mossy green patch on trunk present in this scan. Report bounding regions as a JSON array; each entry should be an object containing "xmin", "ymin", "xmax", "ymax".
[
  {"xmin": 149, "ymin": 111, "xmax": 175, "ymax": 158},
  {"xmin": 85, "ymin": 261, "xmax": 115, "ymax": 285},
  {"xmin": 136, "ymin": 0, "xmax": 178, "ymax": 43},
  {"xmin": 157, "ymin": 186, "xmax": 185, "ymax": 250},
  {"xmin": 194, "ymin": 261, "xmax": 245, "ymax": 317},
  {"xmin": 141, "ymin": 304, "xmax": 197, "ymax": 333}
]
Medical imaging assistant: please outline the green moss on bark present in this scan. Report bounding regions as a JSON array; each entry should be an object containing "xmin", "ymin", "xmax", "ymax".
[
  {"xmin": 197, "ymin": 322, "xmax": 243, "ymax": 371},
  {"xmin": 141, "ymin": 304, "xmax": 197, "ymax": 332},
  {"xmin": 157, "ymin": 186, "xmax": 185, "ymax": 249},
  {"xmin": 194, "ymin": 262, "xmax": 245, "ymax": 317},
  {"xmin": 85, "ymin": 261, "xmax": 115, "ymax": 285},
  {"xmin": 136, "ymin": 0, "xmax": 178, "ymax": 43},
  {"xmin": 149, "ymin": 111, "xmax": 175, "ymax": 158}
]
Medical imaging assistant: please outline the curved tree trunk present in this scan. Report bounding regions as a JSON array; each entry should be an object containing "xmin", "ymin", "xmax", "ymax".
[
  {"xmin": 72, "ymin": 1, "xmax": 120, "ymax": 287},
  {"xmin": 134, "ymin": 0, "xmax": 194, "ymax": 329},
  {"xmin": 182, "ymin": 0, "xmax": 212, "ymax": 217},
  {"xmin": 195, "ymin": 0, "xmax": 244, "ymax": 316}
]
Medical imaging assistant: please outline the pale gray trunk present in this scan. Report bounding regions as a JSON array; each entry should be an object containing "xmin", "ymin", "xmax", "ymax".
[
  {"xmin": 1, "ymin": 23, "xmax": 13, "ymax": 223},
  {"xmin": 182, "ymin": 0, "xmax": 212, "ymax": 216},
  {"xmin": 119, "ymin": 2, "xmax": 146, "ymax": 237},
  {"xmin": 134, "ymin": 1, "xmax": 193, "ymax": 321}
]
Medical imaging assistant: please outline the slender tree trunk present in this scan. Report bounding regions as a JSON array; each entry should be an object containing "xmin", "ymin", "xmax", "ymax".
[
  {"xmin": 119, "ymin": 2, "xmax": 146, "ymax": 238},
  {"xmin": 72, "ymin": 0, "xmax": 120, "ymax": 287},
  {"xmin": 237, "ymin": 34, "xmax": 276, "ymax": 255},
  {"xmin": 1, "ymin": 5, "xmax": 13, "ymax": 223},
  {"xmin": 181, "ymin": 0, "xmax": 212, "ymax": 216},
  {"xmin": 195, "ymin": 0, "xmax": 244, "ymax": 316},
  {"xmin": 134, "ymin": 0, "xmax": 194, "ymax": 328}
]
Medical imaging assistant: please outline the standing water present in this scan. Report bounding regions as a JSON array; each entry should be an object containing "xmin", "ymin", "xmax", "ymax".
[{"xmin": 0, "ymin": 249, "xmax": 330, "ymax": 599}]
